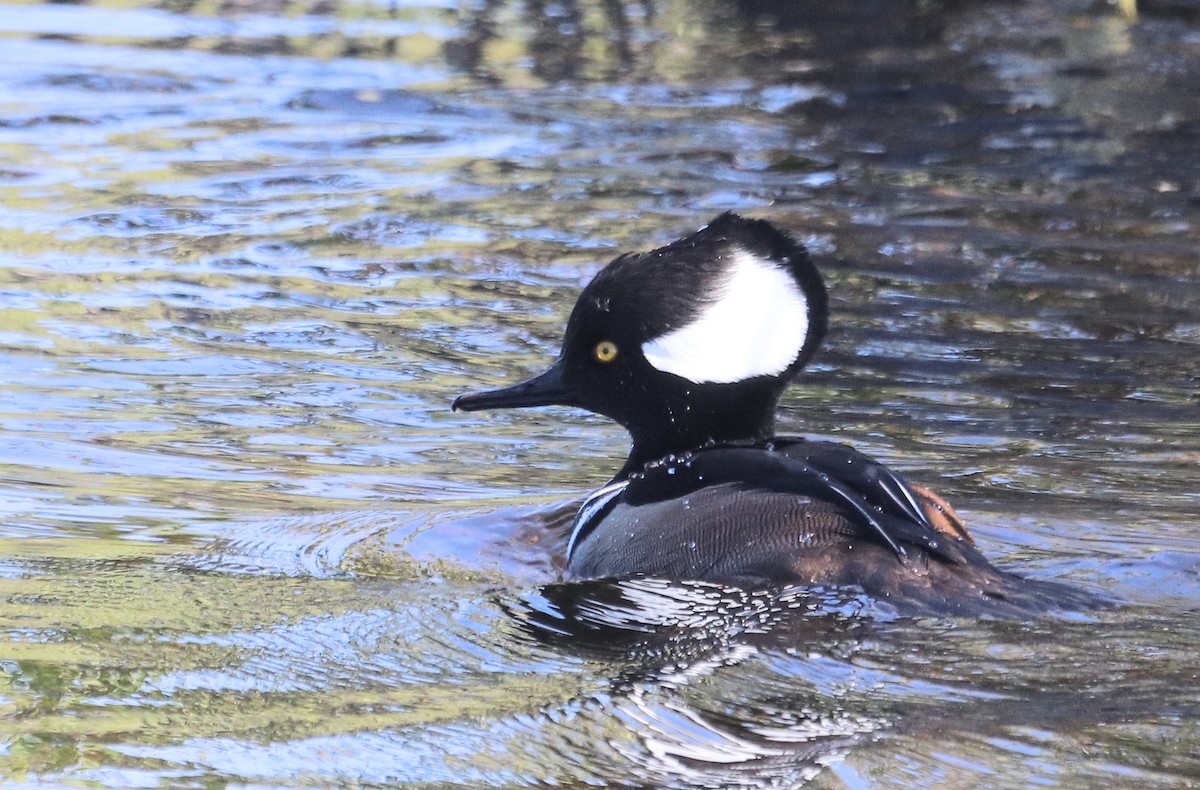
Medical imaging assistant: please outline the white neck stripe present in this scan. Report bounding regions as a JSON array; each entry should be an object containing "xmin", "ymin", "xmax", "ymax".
[{"xmin": 566, "ymin": 480, "xmax": 630, "ymax": 561}]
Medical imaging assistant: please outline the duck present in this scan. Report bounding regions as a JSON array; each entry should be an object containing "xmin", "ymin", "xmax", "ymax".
[{"xmin": 453, "ymin": 212, "xmax": 1098, "ymax": 616}]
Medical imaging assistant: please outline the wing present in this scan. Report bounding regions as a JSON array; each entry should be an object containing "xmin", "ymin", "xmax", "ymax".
[
  {"xmin": 771, "ymin": 437, "xmax": 974, "ymax": 541},
  {"xmin": 615, "ymin": 442, "xmax": 982, "ymax": 569}
]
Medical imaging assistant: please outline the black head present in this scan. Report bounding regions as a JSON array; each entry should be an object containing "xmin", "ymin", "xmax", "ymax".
[{"xmin": 453, "ymin": 212, "xmax": 828, "ymax": 471}]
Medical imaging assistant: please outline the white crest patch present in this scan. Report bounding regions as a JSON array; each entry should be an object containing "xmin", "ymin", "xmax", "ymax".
[{"xmin": 641, "ymin": 249, "xmax": 809, "ymax": 384}]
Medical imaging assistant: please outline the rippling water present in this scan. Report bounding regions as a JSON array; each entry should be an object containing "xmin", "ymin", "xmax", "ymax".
[{"xmin": 1, "ymin": 0, "xmax": 1198, "ymax": 786}]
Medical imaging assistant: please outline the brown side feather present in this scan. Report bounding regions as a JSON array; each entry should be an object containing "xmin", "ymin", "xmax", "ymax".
[{"xmin": 910, "ymin": 484, "xmax": 973, "ymax": 544}]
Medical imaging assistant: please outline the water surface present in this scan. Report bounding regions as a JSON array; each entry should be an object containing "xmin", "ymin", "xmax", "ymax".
[{"xmin": 1, "ymin": 0, "xmax": 1198, "ymax": 786}]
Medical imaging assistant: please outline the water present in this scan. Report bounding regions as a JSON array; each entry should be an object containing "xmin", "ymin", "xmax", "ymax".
[{"xmin": 1, "ymin": 0, "xmax": 1198, "ymax": 786}]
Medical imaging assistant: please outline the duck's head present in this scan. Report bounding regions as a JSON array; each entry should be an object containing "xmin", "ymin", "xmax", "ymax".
[{"xmin": 453, "ymin": 212, "xmax": 828, "ymax": 470}]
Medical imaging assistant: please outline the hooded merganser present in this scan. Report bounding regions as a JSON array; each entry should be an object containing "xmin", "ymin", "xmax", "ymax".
[{"xmin": 454, "ymin": 213, "xmax": 1096, "ymax": 615}]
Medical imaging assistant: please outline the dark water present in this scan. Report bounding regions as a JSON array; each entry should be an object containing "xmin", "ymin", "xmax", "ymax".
[{"xmin": 1, "ymin": 0, "xmax": 1198, "ymax": 786}]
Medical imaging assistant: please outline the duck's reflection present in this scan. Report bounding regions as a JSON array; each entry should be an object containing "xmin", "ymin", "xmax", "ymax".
[{"xmin": 507, "ymin": 577, "xmax": 890, "ymax": 785}]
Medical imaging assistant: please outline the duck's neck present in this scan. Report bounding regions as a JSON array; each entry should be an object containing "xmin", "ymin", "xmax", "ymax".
[{"xmin": 615, "ymin": 408, "xmax": 778, "ymax": 480}]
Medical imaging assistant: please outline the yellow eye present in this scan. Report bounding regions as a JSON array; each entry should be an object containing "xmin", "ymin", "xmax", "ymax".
[{"xmin": 593, "ymin": 340, "xmax": 619, "ymax": 363}]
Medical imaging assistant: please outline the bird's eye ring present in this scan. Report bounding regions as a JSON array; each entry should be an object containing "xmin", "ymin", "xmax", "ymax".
[{"xmin": 593, "ymin": 340, "xmax": 619, "ymax": 363}]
